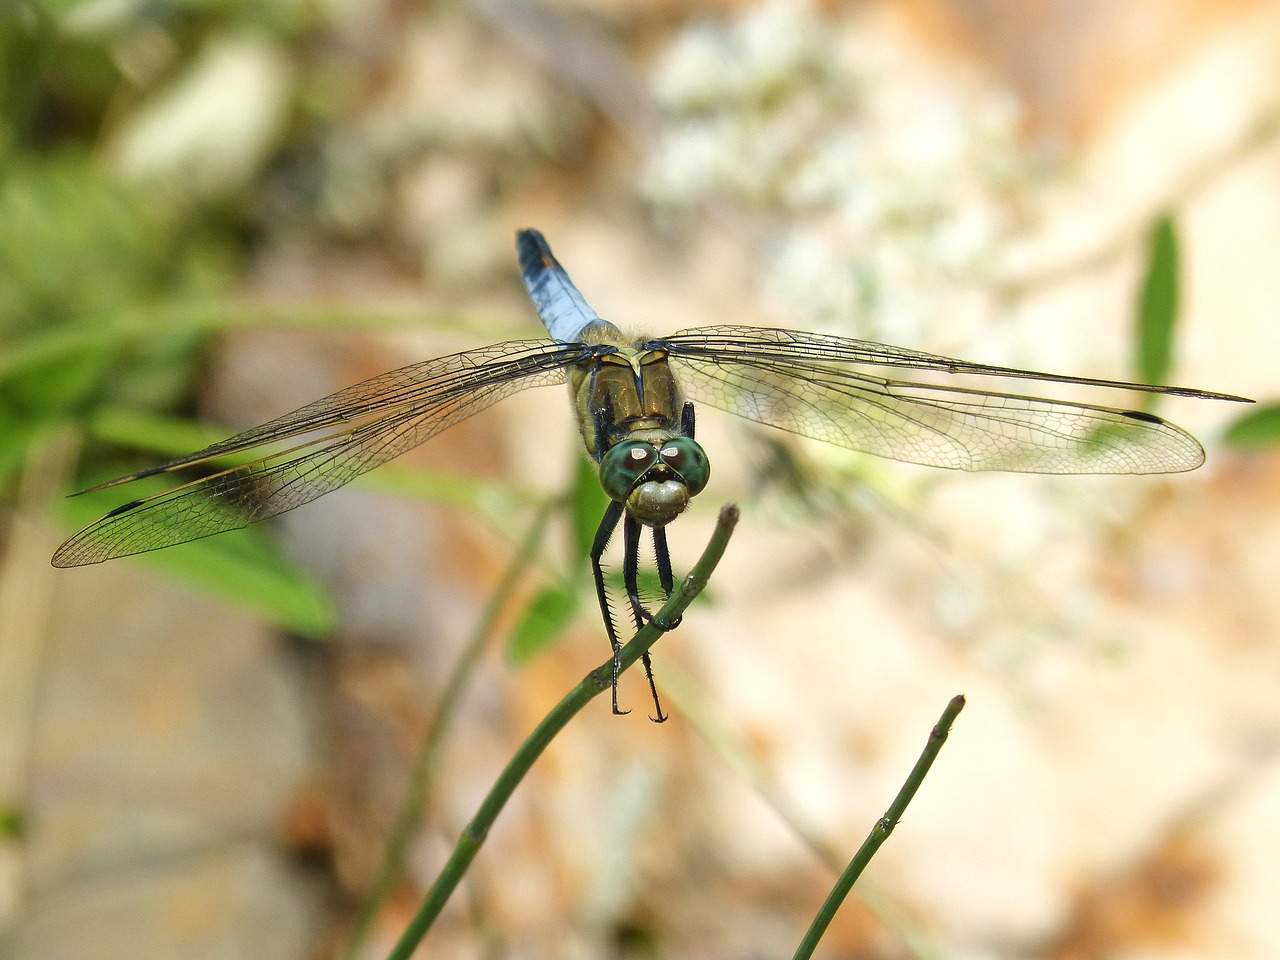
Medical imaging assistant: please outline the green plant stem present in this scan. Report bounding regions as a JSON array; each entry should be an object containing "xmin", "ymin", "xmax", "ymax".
[
  {"xmin": 792, "ymin": 694, "xmax": 966, "ymax": 960},
  {"xmin": 344, "ymin": 500, "xmax": 556, "ymax": 960},
  {"xmin": 384, "ymin": 504, "xmax": 740, "ymax": 960}
]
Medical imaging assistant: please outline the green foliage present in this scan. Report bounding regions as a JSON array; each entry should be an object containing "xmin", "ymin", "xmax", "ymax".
[
  {"xmin": 0, "ymin": 5, "xmax": 321, "ymax": 624},
  {"xmin": 2, "ymin": 0, "xmax": 669, "ymax": 650},
  {"xmin": 1136, "ymin": 212, "xmax": 1180, "ymax": 393},
  {"xmin": 1224, "ymin": 403, "xmax": 1280, "ymax": 448},
  {"xmin": 0, "ymin": 411, "xmax": 51, "ymax": 481},
  {"xmin": 507, "ymin": 583, "xmax": 580, "ymax": 666},
  {"xmin": 506, "ymin": 459, "xmax": 602, "ymax": 664},
  {"xmin": 84, "ymin": 408, "xmax": 227, "ymax": 460},
  {"xmin": 0, "ymin": 804, "xmax": 26, "ymax": 839},
  {"xmin": 60, "ymin": 478, "xmax": 337, "ymax": 637},
  {"xmin": 569, "ymin": 452, "xmax": 611, "ymax": 559},
  {"xmin": 356, "ymin": 460, "xmax": 534, "ymax": 527},
  {"xmin": 0, "ymin": 157, "xmax": 224, "ymax": 327},
  {"xmin": 0, "ymin": 156, "xmax": 233, "ymax": 499}
]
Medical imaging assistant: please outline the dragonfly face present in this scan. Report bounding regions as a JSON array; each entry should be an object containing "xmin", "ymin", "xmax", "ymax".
[
  {"xmin": 53, "ymin": 228, "xmax": 1252, "ymax": 720},
  {"xmin": 599, "ymin": 437, "xmax": 710, "ymax": 526}
]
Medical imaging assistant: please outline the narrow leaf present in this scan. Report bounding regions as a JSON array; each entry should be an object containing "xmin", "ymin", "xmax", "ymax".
[
  {"xmin": 87, "ymin": 407, "xmax": 225, "ymax": 456},
  {"xmin": 507, "ymin": 583, "xmax": 579, "ymax": 665},
  {"xmin": 1136, "ymin": 212, "xmax": 1180, "ymax": 390},
  {"xmin": 1224, "ymin": 403, "xmax": 1280, "ymax": 448},
  {"xmin": 58, "ymin": 483, "xmax": 337, "ymax": 639},
  {"xmin": 569, "ymin": 453, "xmax": 610, "ymax": 565},
  {"xmin": 0, "ymin": 411, "xmax": 52, "ymax": 483},
  {"xmin": 0, "ymin": 805, "xmax": 25, "ymax": 839}
]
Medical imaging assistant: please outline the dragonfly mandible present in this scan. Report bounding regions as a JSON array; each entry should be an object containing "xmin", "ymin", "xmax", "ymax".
[{"xmin": 53, "ymin": 228, "xmax": 1251, "ymax": 719}]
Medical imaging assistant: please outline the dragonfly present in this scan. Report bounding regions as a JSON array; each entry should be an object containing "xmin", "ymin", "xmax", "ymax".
[{"xmin": 54, "ymin": 228, "xmax": 1251, "ymax": 719}]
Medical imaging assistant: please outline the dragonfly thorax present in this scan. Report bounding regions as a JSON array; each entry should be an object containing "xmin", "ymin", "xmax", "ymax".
[{"xmin": 570, "ymin": 342, "xmax": 685, "ymax": 456}]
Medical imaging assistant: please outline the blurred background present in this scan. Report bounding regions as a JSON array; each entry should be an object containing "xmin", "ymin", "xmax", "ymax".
[{"xmin": 2, "ymin": 0, "xmax": 1279, "ymax": 957}]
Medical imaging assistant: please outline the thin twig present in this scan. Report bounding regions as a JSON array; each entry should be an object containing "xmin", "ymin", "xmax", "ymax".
[
  {"xmin": 658, "ymin": 667, "xmax": 940, "ymax": 960},
  {"xmin": 792, "ymin": 694, "xmax": 966, "ymax": 960},
  {"xmin": 384, "ymin": 504, "xmax": 739, "ymax": 960},
  {"xmin": 343, "ymin": 499, "xmax": 557, "ymax": 960}
]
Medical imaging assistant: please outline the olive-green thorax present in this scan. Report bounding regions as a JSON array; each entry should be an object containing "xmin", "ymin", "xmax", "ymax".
[{"xmin": 570, "ymin": 337, "xmax": 684, "ymax": 460}]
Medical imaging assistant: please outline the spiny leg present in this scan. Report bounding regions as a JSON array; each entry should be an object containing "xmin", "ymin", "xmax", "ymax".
[
  {"xmin": 590, "ymin": 499, "xmax": 629, "ymax": 715},
  {"xmin": 681, "ymin": 400, "xmax": 696, "ymax": 438},
  {"xmin": 651, "ymin": 524, "xmax": 682, "ymax": 632},
  {"xmin": 624, "ymin": 514, "xmax": 668, "ymax": 723}
]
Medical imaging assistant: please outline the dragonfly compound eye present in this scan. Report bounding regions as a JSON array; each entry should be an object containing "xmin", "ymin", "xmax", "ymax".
[
  {"xmin": 600, "ymin": 440, "xmax": 658, "ymax": 502},
  {"xmin": 659, "ymin": 437, "xmax": 710, "ymax": 496}
]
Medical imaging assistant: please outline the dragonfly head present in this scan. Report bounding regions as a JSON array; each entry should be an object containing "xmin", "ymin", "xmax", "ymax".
[{"xmin": 600, "ymin": 437, "xmax": 710, "ymax": 527}]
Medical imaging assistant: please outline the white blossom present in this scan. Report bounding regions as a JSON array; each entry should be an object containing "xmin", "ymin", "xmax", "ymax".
[{"xmin": 644, "ymin": 0, "xmax": 1029, "ymax": 346}]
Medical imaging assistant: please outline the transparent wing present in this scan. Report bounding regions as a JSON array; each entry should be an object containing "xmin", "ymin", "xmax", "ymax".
[
  {"xmin": 660, "ymin": 326, "xmax": 1249, "ymax": 475},
  {"xmin": 516, "ymin": 228, "xmax": 617, "ymax": 343},
  {"xmin": 53, "ymin": 340, "xmax": 587, "ymax": 566}
]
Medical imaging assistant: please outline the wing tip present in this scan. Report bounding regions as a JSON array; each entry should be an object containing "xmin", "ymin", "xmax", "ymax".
[
  {"xmin": 1158, "ymin": 385, "xmax": 1254, "ymax": 403},
  {"xmin": 50, "ymin": 541, "xmax": 95, "ymax": 568},
  {"xmin": 71, "ymin": 463, "xmax": 172, "ymax": 497}
]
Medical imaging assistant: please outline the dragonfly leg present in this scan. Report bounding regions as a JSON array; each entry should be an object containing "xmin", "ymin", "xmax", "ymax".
[
  {"xmin": 591, "ymin": 499, "xmax": 629, "ymax": 716},
  {"xmin": 624, "ymin": 514, "xmax": 668, "ymax": 723},
  {"xmin": 651, "ymin": 524, "xmax": 683, "ymax": 633},
  {"xmin": 681, "ymin": 401, "xmax": 696, "ymax": 438}
]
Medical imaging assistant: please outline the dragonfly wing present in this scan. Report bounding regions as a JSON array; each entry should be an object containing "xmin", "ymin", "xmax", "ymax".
[
  {"xmin": 53, "ymin": 340, "xmax": 586, "ymax": 566},
  {"xmin": 661, "ymin": 326, "xmax": 1216, "ymax": 475},
  {"xmin": 517, "ymin": 229, "xmax": 618, "ymax": 343}
]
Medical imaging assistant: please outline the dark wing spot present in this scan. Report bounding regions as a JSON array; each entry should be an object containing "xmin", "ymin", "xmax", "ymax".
[
  {"xmin": 105, "ymin": 499, "xmax": 145, "ymax": 518},
  {"xmin": 1122, "ymin": 410, "xmax": 1164, "ymax": 425}
]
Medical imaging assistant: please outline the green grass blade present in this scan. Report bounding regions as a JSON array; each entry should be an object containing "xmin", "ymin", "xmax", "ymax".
[
  {"xmin": 58, "ymin": 483, "xmax": 336, "ymax": 639},
  {"xmin": 1136, "ymin": 213, "xmax": 1180, "ymax": 393},
  {"xmin": 86, "ymin": 407, "xmax": 226, "ymax": 457},
  {"xmin": 507, "ymin": 582, "xmax": 580, "ymax": 665},
  {"xmin": 570, "ymin": 454, "xmax": 611, "ymax": 565},
  {"xmin": 1224, "ymin": 403, "xmax": 1280, "ymax": 448}
]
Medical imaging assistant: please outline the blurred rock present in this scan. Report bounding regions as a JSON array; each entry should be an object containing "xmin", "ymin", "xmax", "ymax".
[{"xmin": 13, "ymin": 562, "xmax": 322, "ymax": 959}]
